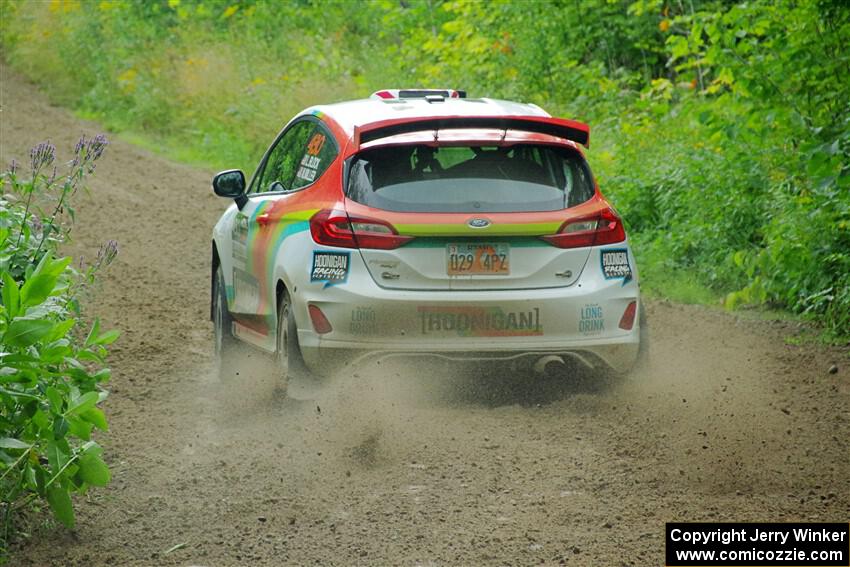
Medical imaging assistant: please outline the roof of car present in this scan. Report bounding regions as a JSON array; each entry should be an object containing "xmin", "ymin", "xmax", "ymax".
[{"xmin": 305, "ymin": 97, "xmax": 551, "ymax": 137}]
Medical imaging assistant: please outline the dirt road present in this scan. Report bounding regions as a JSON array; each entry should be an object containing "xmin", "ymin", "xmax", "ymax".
[{"xmin": 1, "ymin": 63, "xmax": 848, "ymax": 566}]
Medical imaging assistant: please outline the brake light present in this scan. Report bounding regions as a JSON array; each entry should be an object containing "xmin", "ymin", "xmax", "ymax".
[
  {"xmin": 309, "ymin": 209, "xmax": 413, "ymax": 250},
  {"xmin": 619, "ymin": 301, "xmax": 637, "ymax": 330},
  {"xmin": 539, "ymin": 208, "xmax": 625, "ymax": 249},
  {"xmin": 308, "ymin": 304, "xmax": 333, "ymax": 334}
]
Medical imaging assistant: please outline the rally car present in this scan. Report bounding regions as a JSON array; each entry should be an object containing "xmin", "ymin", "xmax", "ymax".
[{"xmin": 210, "ymin": 88, "xmax": 647, "ymax": 390}]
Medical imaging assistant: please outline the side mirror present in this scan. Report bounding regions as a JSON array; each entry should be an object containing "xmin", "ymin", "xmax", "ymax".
[{"xmin": 212, "ymin": 169, "xmax": 246, "ymax": 199}]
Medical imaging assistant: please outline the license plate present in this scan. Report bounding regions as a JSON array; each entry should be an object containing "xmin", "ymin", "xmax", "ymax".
[{"xmin": 447, "ymin": 243, "xmax": 510, "ymax": 275}]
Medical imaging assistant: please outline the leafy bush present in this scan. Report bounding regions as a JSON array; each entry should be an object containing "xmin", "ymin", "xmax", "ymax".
[
  {"xmin": 0, "ymin": 136, "xmax": 117, "ymax": 553},
  {"xmin": 595, "ymin": 0, "xmax": 850, "ymax": 337}
]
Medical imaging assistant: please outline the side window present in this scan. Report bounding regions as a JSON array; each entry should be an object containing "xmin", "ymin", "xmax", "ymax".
[
  {"xmin": 564, "ymin": 157, "xmax": 594, "ymax": 207},
  {"xmin": 253, "ymin": 120, "xmax": 337, "ymax": 193},
  {"xmin": 256, "ymin": 121, "xmax": 313, "ymax": 193}
]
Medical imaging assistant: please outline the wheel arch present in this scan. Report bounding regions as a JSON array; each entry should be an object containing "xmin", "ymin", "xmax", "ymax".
[{"xmin": 276, "ymin": 279, "xmax": 286, "ymax": 306}]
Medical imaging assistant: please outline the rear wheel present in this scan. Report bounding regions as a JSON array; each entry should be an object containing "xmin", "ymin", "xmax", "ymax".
[
  {"xmin": 274, "ymin": 291, "xmax": 301, "ymax": 395},
  {"xmin": 213, "ymin": 265, "xmax": 241, "ymax": 380},
  {"xmin": 633, "ymin": 301, "xmax": 650, "ymax": 374}
]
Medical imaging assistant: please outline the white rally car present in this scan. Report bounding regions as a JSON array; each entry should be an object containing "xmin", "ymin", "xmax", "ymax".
[{"xmin": 210, "ymin": 89, "xmax": 646, "ymax": 390}]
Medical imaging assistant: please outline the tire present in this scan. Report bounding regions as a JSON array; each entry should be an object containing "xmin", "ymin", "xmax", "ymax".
[
  {"xmin": 274, "ymin": 291, "xmax": 306, "ymax": 395},
  {"xmin": 213, "ymin": 265, "xmax": 241, "ymax": 380},
  {"xmin": 634, "ymin": 301, "xmax": 650, "ymax": 373}
]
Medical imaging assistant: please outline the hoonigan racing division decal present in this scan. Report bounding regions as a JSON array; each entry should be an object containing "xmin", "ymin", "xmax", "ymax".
[
  {"xmin": 311, "ymin": 251, "xmax": 350, "ymax": 286},
  {"xmin": 418, "ymin": 306, "xmax": 542, "ymax": 337},
  {"xmin": 601, "ymin": 248, "xmax": 632, "ymax": 284}
]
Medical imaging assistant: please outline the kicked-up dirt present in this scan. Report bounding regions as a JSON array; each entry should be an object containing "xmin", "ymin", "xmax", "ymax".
[{"xmin": 1, "ymin": 62, "xmax": 848, "ymax": 566}]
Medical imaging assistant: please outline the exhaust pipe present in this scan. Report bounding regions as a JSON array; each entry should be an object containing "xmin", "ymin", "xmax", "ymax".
[{"xmin": 533, "ymin": 355, "xmax": 566, "ymax": 376}]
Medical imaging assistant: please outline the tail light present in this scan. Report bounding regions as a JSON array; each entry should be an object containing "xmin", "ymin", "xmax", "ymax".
[
  {"xmin": 619, "ymin": 301, "xmax": 637, "ymax": 330},
  {"xmin": 308, "ymin": 304, "xmax": 333, "ymax": 334},
  {"xmin": 309, "ymin": 209, "xmax": 413, "ymax": 250},
  {"xmin": 540, "ymin": 208, "xmax": 625, "ymax": 248}
]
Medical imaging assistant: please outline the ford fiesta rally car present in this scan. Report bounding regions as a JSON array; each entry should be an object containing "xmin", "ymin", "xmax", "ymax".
[{"xmin": 210, "ymin": 89, "xmax": 647, "ymax": 390}]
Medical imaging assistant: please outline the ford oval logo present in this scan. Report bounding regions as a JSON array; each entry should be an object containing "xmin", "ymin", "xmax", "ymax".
[{"xmin": 468, "ymin": 218, "xmax": 490, "ymax": 229}]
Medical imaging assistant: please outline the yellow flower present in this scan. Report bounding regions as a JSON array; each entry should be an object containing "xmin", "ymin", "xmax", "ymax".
[
  {"xmin": 49, "ymin": 0, "xmax": 80, "ymax": 13},
  {"xmin": 659, "ymin": 19, "xmax": 670, "ymax": 32},
  {"xmin": 117, "ymin": 68, "xmax": 138, "ymax": 94}
]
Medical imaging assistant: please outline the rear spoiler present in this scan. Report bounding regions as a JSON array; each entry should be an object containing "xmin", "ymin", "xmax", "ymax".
[{"xmin": 352, "ymin": 115, "xmax": 590, "ymax": 151}]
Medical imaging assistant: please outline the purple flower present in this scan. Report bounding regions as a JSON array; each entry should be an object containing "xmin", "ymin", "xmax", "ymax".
[
  {"xmin": 96, "ymin": 239, "xmax": 119, "ymax": 266},
  {"xmin": 30, "ymin": 140, "xmax": 56, "ymax": 174},
  {"xmin": 73, "ymin": 134, "xmax": 109, "ymax": 172},
  {"xmin": 9, "ymin": 159, "xmax": 19, "ymax": 175}
]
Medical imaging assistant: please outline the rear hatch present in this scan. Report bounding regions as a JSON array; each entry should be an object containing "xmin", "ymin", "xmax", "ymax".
[{"xmin": 343, "ymin": 140, "xmax": 608, "ymax": 291}]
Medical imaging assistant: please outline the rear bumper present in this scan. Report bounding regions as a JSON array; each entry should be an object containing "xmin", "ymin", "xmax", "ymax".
[
  {"xmin": 293, "ymin": 246, "xmax": 641, "ymax": 374},
  {"xmin": 301, "ymin": 342, "xmax": 639, "ymax": 375}
]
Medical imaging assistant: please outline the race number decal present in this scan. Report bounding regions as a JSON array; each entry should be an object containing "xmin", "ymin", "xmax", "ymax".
[
  {"xmin": 306, "ymin": 133, "xmax": 326, "ymax": 156},
  {"xmin": 601, "ymin": 248, "xmax": 632, "ymax": 284},
  {"xmin": 311, "ymin": 251, "xmax": 350, "ymax": 286}
]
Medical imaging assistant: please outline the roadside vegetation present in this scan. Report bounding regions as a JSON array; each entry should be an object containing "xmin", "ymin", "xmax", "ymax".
[
  {"xmin": 1, "ymin": 0, "xmax": 847, "ymax": 337},
  {"xmin": 0, "ymin": 137, "xmax": 117, "ymax": 559}
]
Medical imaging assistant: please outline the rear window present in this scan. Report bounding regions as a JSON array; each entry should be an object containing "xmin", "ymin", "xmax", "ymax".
[{"xmin": 346, "ymin": 144, "xmax": 595, "ymax": 213}]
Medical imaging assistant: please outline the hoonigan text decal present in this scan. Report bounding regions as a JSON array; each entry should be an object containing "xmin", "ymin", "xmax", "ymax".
[{"xmin": 418, "ymin": 306, "xmax": 542, "ymax": 337}]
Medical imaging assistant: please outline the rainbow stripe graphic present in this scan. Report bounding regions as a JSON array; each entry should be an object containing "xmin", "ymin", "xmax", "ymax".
[{"xmin": 244, "ymin": 202, "xmax": 319, "ymax": 325}]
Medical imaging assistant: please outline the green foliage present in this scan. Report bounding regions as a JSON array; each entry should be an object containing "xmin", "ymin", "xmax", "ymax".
[
  {"xmin": 596, "ymin": 0, "xmax": 850, "ymax": 337},
  {"xmin": 0, "ymin": 138, "xmax": 117, "ymax": 555},
  {"xmin": 1, "ymin": 0, "xmax": 847, "ymax": 335}
]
